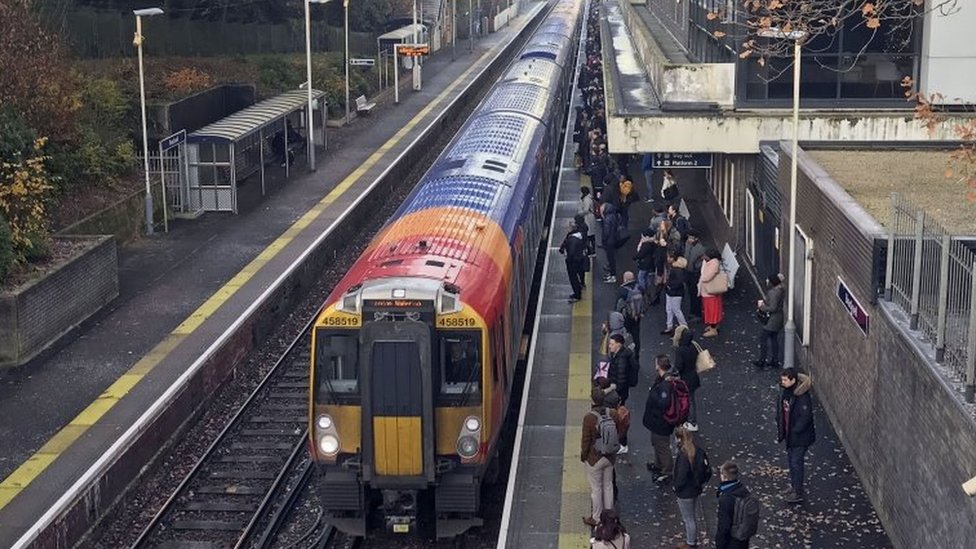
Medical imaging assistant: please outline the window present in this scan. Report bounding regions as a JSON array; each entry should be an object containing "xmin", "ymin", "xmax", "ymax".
[
  {"xmin": 439, "ymin": 332, "xmax": 482, "ymax": 396},
  {"xmin": 315, "ymin": 331, "xmax": 359, "ymax": 394},
  {"xmin": 711, "ymin": 156, "xmax": 735, "ymax": 227},
  {"xmin": 745, "ymin": 189, "xmax": 756, "ymax": 262},
  {"xmin": 792, "ymin": 227, "xmax": 814, "ymax": 345}
]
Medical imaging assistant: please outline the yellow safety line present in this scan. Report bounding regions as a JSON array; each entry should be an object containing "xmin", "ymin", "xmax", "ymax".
[
  {"xmin": 0, "ymin": 42, "xmax": 503, "ymax": 513},
  {"xmin": 559, "ymin": 260, "xmax": 593, "ymax": 548}
]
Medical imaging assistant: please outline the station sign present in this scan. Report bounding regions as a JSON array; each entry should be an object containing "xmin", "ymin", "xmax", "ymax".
[
  {"xmin": 651, "ymin": 152, "xmax": 712, "ymax": 169},
  {"xmin": 397, "ymin": 43, "xmax": 430, "ymax": 56},
  {"xmin": 836, "ymin": 277, "xmax": 869, "ymax": 336},
  {"xmin": 160, "ymin": 129, "xmax": 186, "ymax": 150},
  {"xmin": 349, "ymin": 58, "xmax": 375, "ymax": 66}
]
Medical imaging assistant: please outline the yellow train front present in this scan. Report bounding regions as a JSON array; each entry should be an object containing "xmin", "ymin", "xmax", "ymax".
[{"xmin": 307, "ymin": 0, "xmax": 582, "ymax": 538}]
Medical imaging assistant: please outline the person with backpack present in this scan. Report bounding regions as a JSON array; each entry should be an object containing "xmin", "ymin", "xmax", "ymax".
[
  {"xmin": 671, "ymin": 325, "xmax": 701, "ymax": 432},
  {"xmin": 716, "ymin": 461, "xmax": 758, "ymax": 549},
  {"xmin": 606, "ymin": 333, "xmax": 638, "ymax": 406},
  {"xmin": 581, "ymin": 388, "xmax": 618, "ymax": 527},
  {"xmin": 668, "ymin": 203, "xmax": 691, "ymax": 243},
  {"xmin": 643, "ymin": 356, "xmax": 677, "ymax": 483},
  {"xmin": 662, "ymin": 251, "xmax": 688, "ymax": 336},
  {"xmin": 578, "ymin": 186, "xmax": 598, "ymax": 256},
  {"xmin": 615, "ymin": 271, "xmax": 644, "ymax": 357},
  {"xmin": 777, "ymin": 367, "xmax": 816, "ymax": 504},
  {"xmin": 673, "ymin": 426, "xmax": 712, "ymax": 548},
  {"xmin": 590, "ymin": 509, "xmax": 631, "ymax": 549},
  {"xmin": 559, "ymin": 220, "xmax": 588, "ymax": 303}
]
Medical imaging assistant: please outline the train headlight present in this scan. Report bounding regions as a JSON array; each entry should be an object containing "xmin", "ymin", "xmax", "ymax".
[
  {"xmin": 319, "ymin": 435, "xmax": 340, "ymax": 456},
  {"xmin": 464, "ymin": 416, "xmax": 481, "ymax": 432},
  {"xmin": 456, "ymin": 435, "xmax": 479, "ymax": 459},
  {"xmin": 317, "ymin": 414, "xmax": 334, "ymax": 430}
]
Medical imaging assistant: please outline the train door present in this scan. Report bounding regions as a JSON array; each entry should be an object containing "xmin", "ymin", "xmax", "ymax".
[{"xmin": 361, "ymin": 321, "xmax": 435, "ymax": 483}]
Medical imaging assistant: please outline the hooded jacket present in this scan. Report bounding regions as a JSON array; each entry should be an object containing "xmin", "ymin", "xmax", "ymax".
[
  {"xmin": 716, "ymin": 480, "xmax": 752, "ymax": 549},
  {"xmin": 642, "ymin": 374, "xmax": 675, "ymax": 436},
  {"xmin": 601, "ymin": 203, "xmax": 624, "ymax": 249},
  {"xmin": 760, "ymin": 284, "xmax": 785, "ymax": 332},
  {"xmin": 671, "ymin": 325, "xmax": 701, "ymax": 391},
  {"xmin": 777, "ymin": 373, "xmax": 816, "ymax": 448},
  {"xmin": 665, "ymin": 256, "xmax": 687, "ymax": 297}
]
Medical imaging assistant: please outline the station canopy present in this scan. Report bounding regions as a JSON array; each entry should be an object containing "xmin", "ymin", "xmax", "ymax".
[{"xmin": 188, "ymin": 89, "xmax": 326, "ymax": 145}]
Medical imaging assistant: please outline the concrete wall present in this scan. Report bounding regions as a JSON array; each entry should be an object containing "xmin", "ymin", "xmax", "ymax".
[
  {"xmin": 920, "ymin": 0, "xmax": 976, "ymax": 104},
  {"xmin": 0, "ymin": 236, "xmax": 119, "ymax": 368},
  {"xmin": 776, "ymin": 145, "xmax": 976, "ymax": 549},
  {"xmin": 614, "ymin": 1, "xmax": 735, "ymax": 108}
]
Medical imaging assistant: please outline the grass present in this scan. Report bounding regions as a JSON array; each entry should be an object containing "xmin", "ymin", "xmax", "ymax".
[{"xmin": 807, "ymin": 149, "xmax": 976, "ymax": 235}]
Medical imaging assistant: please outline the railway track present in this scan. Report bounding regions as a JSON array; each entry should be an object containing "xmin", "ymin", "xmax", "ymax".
[{"xmin": 131, "ymin": 313, "xmax": 319, "ymax": 549}]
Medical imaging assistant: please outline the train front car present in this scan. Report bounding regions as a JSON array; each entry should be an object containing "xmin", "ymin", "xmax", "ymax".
[{"xmin": 309, "ymin": 0, "xmax": 582, "ymax": 540}]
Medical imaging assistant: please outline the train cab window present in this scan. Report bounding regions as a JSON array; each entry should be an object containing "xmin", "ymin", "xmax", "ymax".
[
  {"xmin": 315, "ymin": 331, "xmax": 359, "ymax": 394},
  {"xmin": 438, "ymin": 333, "xmax": 481, "ymax": 398}
]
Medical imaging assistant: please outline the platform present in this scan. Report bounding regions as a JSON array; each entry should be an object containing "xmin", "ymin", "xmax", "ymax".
[
  {"xmin": 498, "ymin": 7, "xmax": 892, "ymax": 547},
  {"xmin": 0, "ymin": 4, "xmax": 550, "ymax": 546}
]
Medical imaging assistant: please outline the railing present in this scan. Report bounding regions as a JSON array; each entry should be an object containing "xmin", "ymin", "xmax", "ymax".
[{"xmin": 884, "ymin": 192, "xmax": 976, "ymax": 402}]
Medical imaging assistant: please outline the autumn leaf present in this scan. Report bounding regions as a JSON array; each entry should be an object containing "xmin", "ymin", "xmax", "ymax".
[
  {"xmin": 862, "ymin": 3, "xmax": 876, "ymax": 16},
  {"xmin": 707, "ymin": 11, "xmax": 719, "ymax": 21},
  {"xmin": 758, "ymin": 57, "xmax": 766, "ymax": 67},
  {"xmin": 714, "ymin": 30, "xmax": 727, "ymax": 38},
  {"xmin": 768, "ymin": 0, "xmax": 783, "ymax": 9},
  {"xmin": 945, "ymin": 168, "xmax": 954, "ymax": 178},
  {"xmin": 740, "ymin": 50, "xmax": 752, "ymax": 59},
  {"xmin": 866, "ymin": 17, "xmax": 881, "ymax": 29}
]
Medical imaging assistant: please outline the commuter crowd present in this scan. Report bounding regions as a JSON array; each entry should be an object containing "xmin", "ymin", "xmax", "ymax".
[{"xmin": 560, "ymin": 3, "xmax": 819, "ymax": 548}]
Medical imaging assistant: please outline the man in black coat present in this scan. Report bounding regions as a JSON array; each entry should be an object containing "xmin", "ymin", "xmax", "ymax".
[
  {"xmin": 606, "ymin": 334, "xmax": 637, "ymax": 405},
  {"xmin": 777, "ymin": 368, "xmax": 816, "ymax": 504},
  {"xmin": 558, "ymin": 220, "xmax": 587, "ymax": 303},
  {"xmin": 642, "ymin": 356, "xmax": 675, "ymax": 483},
  {"xmin": 716, "ymin": 461, "xmax": 752, "ymax": 549}
]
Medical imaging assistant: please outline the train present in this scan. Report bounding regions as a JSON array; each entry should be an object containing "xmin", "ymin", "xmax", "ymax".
[{"xmin": 306, "ymin": 0, "xmax": 583, "ymax": 538}]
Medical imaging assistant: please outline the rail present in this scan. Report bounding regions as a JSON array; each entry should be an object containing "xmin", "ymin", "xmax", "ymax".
[{"xmin": 884, "ymin": 191, "xmax": 976, "ymax": 401}]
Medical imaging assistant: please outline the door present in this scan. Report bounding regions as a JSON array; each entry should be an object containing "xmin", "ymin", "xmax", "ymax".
[{"xmin": 371, "ymin": 340, "xmax": 424, "ymax": 476}]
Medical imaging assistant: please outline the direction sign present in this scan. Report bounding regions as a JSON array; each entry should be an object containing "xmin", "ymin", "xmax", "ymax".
[
  {"xmin": 349, "ymin": 58, "xmax": 375, "ymax": 66},
  {"xmin": 397, "ymin": 43, "xmax": 430, "ymax": 56},
  {"xmin": 651, "ymin": 152, "xmax": 712, "ymax": 169}
]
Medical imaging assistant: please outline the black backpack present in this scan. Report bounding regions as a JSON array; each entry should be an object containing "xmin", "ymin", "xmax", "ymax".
[
  {"xmin": 730, "ymin": 492, "xmax": 761, "ymax": 541},
  {"xmin": 692, "ymin": 449, "xmax": 713, "ymax": 487}
]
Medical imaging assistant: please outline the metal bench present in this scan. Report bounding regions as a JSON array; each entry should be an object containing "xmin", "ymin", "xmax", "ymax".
[{"xmin": 355, "ymin": 95, "xmax": 376, "ymax": 114}]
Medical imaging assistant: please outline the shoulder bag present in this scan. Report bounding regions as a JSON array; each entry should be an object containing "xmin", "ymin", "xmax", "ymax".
[{"xmin": 693, "ymin": 341, "xmax": 715, "ymax": 373}]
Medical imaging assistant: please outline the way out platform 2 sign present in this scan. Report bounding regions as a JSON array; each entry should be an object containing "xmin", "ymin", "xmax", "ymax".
[
  {"xmin": 349, "ymin": 58, "xmax": 375, "ymax": 66},
  {"xmin": 652, "ymin": 153, "xmax": 712, "ymax": 169},
  {"xmin": 836, "ymin": 277, "xmax": 869, "ymax": 336}
]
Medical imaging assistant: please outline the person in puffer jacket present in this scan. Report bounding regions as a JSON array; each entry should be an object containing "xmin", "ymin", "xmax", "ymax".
[{"xmin": 777, "ymin": 368, "xmax": 816, "ymax": 504}]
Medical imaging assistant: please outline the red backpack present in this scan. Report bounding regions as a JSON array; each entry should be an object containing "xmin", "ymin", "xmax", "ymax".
[{"xmin": 663, "ymin": 378, "xmax": 690, "ymax": 426}]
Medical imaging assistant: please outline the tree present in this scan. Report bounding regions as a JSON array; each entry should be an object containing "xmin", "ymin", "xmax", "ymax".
[{"xmin": 708, "ymin": 0, "xmax": 959, "ymax": 78}]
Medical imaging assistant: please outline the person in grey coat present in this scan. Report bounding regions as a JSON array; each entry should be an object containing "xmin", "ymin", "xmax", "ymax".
[{"xmin": 753, "ymin": 274, "xmax": 785, "ymax": 369}]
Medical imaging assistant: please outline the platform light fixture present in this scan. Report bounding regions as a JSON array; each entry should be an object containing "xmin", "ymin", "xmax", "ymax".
[
  {"xmin": 133, "ymin": 7, "xmax": 164, "ymax": 236},
  {"xmin": 757, "ymin": 27, "xmax": 808, "ymax": 369}
]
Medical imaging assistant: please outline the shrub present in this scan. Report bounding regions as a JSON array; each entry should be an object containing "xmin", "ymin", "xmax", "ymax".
[
  {"xmin": 0, "ymin": 215, "xmax": 12, "ymax": 285},
  {"xmin": 163, "ymin": 68, "xmax": 215, "ymax": 96},
  {"xmin": 0, "ymin": 136, "xmax": 55, "ymax": 262}
]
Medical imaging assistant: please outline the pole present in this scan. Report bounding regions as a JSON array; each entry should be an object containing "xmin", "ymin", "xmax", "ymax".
[
  {"xmin": 783, "ymin": 37, "xmax": 801, "ymax": 369},
  {"xmin": 136, "ymin": 15, "xmax": 154, "ymax": 236},
  {"xmin": 304, "ymin": 0, "xmax": 316, "ymax": 171},
  {"xmin": 412, "ymin": 0, "xmax": 421, "ymax": 90},
  {"xmin": 394, "ymin": 46, "xmax": 400, "ymax": 104},
  {"xmin": 344, "ymin": 0, "xmax": 350, "ymax": 124},
  {"xmin": 469, "ymin": 0, "xmax": 473, "ymax": 52},
  {"xmin": 452, "ymin": 0, "xmax": 457, "ymax": 59},
  {"xmin": 966, "ymin": 260, "xmax": 976, "ymax": 403}
]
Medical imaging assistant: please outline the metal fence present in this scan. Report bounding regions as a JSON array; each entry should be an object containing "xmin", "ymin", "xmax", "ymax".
[{"xmin": 884, "ymin": 192, "xmax": 976, "ymax": 402}]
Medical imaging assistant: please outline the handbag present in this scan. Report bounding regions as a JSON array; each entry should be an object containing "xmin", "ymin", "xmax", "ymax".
[
  {"xmin": 582, "ymin": 256, "xmax": 591, "ymax": 272},
  {"xmin": 693, "ymin": 341, "xmax": 715, "ymax": 373},
  {"xmin": 702, "ymin": 270, "xmax": 729, "ymax": 295},
  {"xmin": 755, "ymin": 309, "xmax": 770, "ymax": 324}
]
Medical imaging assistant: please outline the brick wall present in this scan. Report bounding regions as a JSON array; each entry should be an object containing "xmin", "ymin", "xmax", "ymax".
[
  {"xmin": 0, "ymin": 236, "xmax": 119, "ymax": 367},
  {"xmin": 777, "ymin": 144, "xmax": 976, "ymax": 548}
]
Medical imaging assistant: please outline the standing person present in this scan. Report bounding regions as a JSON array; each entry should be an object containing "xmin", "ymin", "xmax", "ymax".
[
  {"xmin": 604, "ymin": 390, "xmax": 631, "ymax": 455},
  {"xmin": 616, "ymin": 173, "xmax": 639, "ymax": 228},
  {"xmin": 642, "ymin": 153, "xmax": 655, "ymax": 202},
  {"xmin": 559, "ymin": 220, "xmax": 587, "ymax": 303},
  {"xmin": 671, "ymin": 325, "xmax": 700, "ymax": 432},
  {"xmin": 753, "ymin": 274, "xmax": 785, "ymax": 369},
  {"xmin": 643, "ymin": 356, "xmax": 675, "ymax": 484},
  {"xmin": 634, "ymin": 229, "xmax": 656, "ymax": 293},
  {"xmin": 777, "ymin": 368, "xmax": 816, "ymax": 504},
  {"xmin": 668, "ymin": 203, "xmax": 691, "ymax": 241},
  {"xmin": 607, "ymin": 334, "xmax": 637, "ymax": 405},
  {"xmin": 697, "ymin": 248, "xmax": 725, "ymax": 338},
  {"xmin": 600, "ymin": 203, "xmax": 625, "ymax": 283},
  {"xmin": 673, "ymin": 426, "xmax": 711, "ymax": 549},
  {"xmin": 661, "ymin": 169, "xmax": 679, "ymax": 203},
  {"xmin": 590, "ymin": 509, "xmax": 632, "ymax": 549},
  {"xmin": 581, "ymin": 388, "xmax": 616, "ymax": 527},
  {"xmin": 616, "ymin": 271, "xmax": 643, "ymax": 358},
  {"xmin": 662, "ymin": 252, "xmax": 688, "ymax": 335},
  {"xmin": 715, "ymin": 462, "xmax": 755, "ymax": 549},
  {"xmin": 684, "ymin": 230, "xmax": 705, "ymax": 321},
  {"xmin": 578, "ymin": 186, "xmax": 598, "ymax": 256}
]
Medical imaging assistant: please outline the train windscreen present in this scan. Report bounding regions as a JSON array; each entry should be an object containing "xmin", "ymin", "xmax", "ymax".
[
  {"xmin": 437, "ymin": 332, "xmax": 482, "ymax": 404},
  {"xmin": 315, "ymin": 330, "xmax": 359, "ymax": 399}
]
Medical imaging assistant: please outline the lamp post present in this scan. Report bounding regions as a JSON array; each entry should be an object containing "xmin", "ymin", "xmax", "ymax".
[
  {"xmin": 412, "ymin": 0, "xmax": 421, "ymax": 90},
  {"xmin": 305, "ymin": 0, "xmax": 332, "ymax": 171},
  {"xmin": 344, "ymin": 0, "xmax": 350, "ymax": 124},
  {"xmin": 133, "ymin": 7, "xmax": 164, "ymax": 236},
  {"xmin": 758, "ymin": 27, "xmax": 807, "ymax": 369}
]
